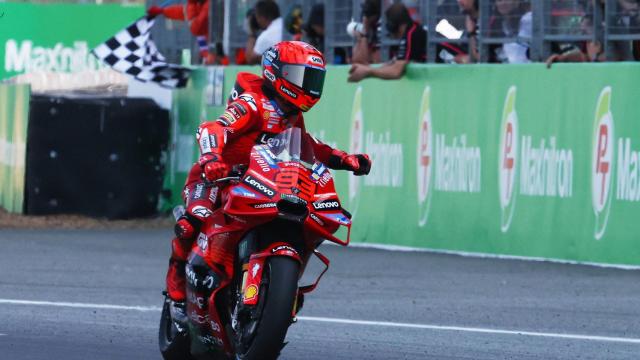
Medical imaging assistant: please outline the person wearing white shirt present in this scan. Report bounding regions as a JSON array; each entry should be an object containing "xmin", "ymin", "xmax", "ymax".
[{"xmin": 246, "ymin": 1, "xmax": 283, "ymax": 64}]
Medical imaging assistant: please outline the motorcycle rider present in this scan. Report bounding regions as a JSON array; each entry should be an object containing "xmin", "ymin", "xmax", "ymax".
[{"xmin": 165, "ymin": 41, "xmax": 372, "ymax": 323}]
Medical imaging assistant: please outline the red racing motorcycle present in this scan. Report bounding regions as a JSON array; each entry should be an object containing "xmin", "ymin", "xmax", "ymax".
[{"xmin": 159, "ymin": 128, "xmax": 358, "ymax": 360}]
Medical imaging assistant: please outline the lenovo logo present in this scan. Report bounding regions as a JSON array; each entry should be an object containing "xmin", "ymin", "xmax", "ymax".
[
  {"xmin": 243, "ymin": 175, "xmax": 276, "ymax": 198},
  {"xmin": 313, "ymin": 200, "xmax": 340, "ymax": 211},
  {"xmin": 279, "ymin": 85, "xmax": 297, "ymax": 99}
]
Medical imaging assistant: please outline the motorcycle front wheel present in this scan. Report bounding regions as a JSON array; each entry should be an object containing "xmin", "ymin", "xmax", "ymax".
[
  {"xmin": 158, "ymin": 296, "xmax": 195, "ymax": 360},
  {"xmin": 235, "ymin": 256, "xmax": 299, "ymax": 360}
]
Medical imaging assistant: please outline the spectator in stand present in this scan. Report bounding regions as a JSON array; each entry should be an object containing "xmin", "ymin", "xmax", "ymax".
[
  {"xmin": 438, "ymin": 0, "xmax": 467, "ymax": 30},
  {"xmin": 458, "ymin": 0, "xmax": 480, "ymax": 63},
  {"xmin": 147, "ymin": 0, "xmax": 216, "ymax": 64},
  {"xmin": 545, "ymin": 0, "xmax": 620, "ymax": 66},
  {"xmin": 611, "ymin": 0, "xmax": 640, "ymax": 60},
  {"xmin": 304, "ymin": 4, "xmax": 324, "ymax": 50},
  {"xmin": 433, "ymin": 0, "xmax": 479, "ymax": 63},
  {"xmin": 545, "ymin": 1, "xmax": 598, "ymax": 67},
  {"xmin": 487, "ymin": 0, "xmax": 532, "ymax": 63},
  {"xmin": 348, "ymin": 3, "xmax": 426, "ymax": 82},
  {"xmin": 303, "ymin": 4, "xmax": 349, "ymax": 64},
  {"xmin": 284, "ymin": 4, "xmax": 304, "ymax": 41},
  {"xmin": 547, "ymin": 0, "xmax": 639, "ymax": 65},
  {"xmin": 245, "ymin": 0, "xmax": 283, "ymax": 64},
  {"xmin": 350, "ymin": 0, "xmax": 382, "ymax": 65}
]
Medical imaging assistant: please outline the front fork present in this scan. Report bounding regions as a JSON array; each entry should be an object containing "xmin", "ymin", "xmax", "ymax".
[
  {"xmin": 241, "ymin": 242, "xmax": 302, "ymax": 306},
  {"xmin": 239, "ymin": 242, "xmax": 330, "ymax": 317}
]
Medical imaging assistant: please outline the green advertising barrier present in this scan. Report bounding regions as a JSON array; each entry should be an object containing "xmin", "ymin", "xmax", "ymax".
[
  {"xmin": 161, "ymin": 69, "xmax": 212, "ymax": 210},
  {"xmin": 0, "ymin": 2, "xmax": 143, "ymax": 79},
  {"xmin": 0, "ymin": 84, "xmax": 30, "ymax": 213},
  {"xmin": 168, "ymin": 63, "xmax": 640, "ymax": 266}
]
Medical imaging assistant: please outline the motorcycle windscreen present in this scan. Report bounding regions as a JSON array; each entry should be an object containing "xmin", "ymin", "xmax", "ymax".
[{"xmin": 263, "ymin": 127, "xmax": 317, "ymax": 165}]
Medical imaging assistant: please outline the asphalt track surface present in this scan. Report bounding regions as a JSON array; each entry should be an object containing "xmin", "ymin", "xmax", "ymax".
[{"xmin": 0, "ymin": 229, "xmax": 639, "ymax": 360}]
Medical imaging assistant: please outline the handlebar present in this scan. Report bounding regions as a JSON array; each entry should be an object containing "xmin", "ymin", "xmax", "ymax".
[
  {"xmin": 213, "ymin": 176, "xmax": 241, "ymax": 184},
  {"xmin": 200, "ymin": 164, "xmax": 246, "ymax": 187},
  {"xmin": 201, "ymin": 174, "xmax": 241, "ymax": 187}
]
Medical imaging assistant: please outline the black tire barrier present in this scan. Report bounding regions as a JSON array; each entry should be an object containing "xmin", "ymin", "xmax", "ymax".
[{"xmin": 25, "ymin": 95, "xmax": 170, "ymax": 219}]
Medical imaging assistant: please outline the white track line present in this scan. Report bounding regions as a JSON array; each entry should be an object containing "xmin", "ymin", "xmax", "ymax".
[
  {"xmin": 297, "ymin": 316, "xmax": 640, "ymax": 345},
  {"xmin": 1, "ymin": 298, "xmax": 639, "ymax": 345},
  {"xmin": 0, "ymin": 299, "xmax": 640, "ymax": 344},
  {"xmin": 0, "ymin": 299, "xmax": 161, "ymax": 312},
  {"xmin": 336, "ymin": 242, "xmax": 640, "ymax": 270}
]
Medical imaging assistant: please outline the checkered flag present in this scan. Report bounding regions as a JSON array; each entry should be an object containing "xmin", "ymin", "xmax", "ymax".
[{"xmin": 92, "ymin": 16, "xmax": 191, "ymax": 89}]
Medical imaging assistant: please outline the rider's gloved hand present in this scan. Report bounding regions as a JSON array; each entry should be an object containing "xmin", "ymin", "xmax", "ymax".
[
  {"xmin": 174, "ymin": 216, "xmax": 196, "ymax": 240},
  {"xmin": 329, "ymin": 150, "xmax": 372, "ymax": 176},
  {"xmin": 199, "ymin": 153, "xmax": 229, "ymax": 182},
  {"xmin": 147, "ymin": 6, "xmax": 164, "ymax": 17},
  {"xmin": 345, "ymin": 154, "xmax": 371, "ymax": 175}
]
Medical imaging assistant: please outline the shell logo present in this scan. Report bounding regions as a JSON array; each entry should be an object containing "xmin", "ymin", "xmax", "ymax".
[
  {"xmin": 417, "ymin": 86, "xmax": 433, "ymax": 227},
  {"xmin": 591, "ymin": 86, "xmax": 614, "ymax": 240},
  {"xmin": 498, "ymin": 86, "xmax": 519, "ymax": 233},
  {"xmin": 244, "ymin": 284, "xmax": 259, "ymax": 302}
]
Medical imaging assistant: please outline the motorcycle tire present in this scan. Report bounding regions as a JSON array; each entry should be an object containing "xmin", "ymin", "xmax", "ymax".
[
  {"xmin": 159, "ymin": 297, "xmax": 195, "ymax": 360},
  {"xmin": 236, "ymin": 256, "xmax": 299, "ymax": 360}
]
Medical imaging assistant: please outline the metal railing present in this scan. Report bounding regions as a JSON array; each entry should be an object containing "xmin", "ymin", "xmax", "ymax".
[
  {"xmin": 145, "ymin": 0, "xmax": 640, "ymax": 64},
  {"xmin": 605, "ymin": 0, "xmax": 640, "ymax": 60}
]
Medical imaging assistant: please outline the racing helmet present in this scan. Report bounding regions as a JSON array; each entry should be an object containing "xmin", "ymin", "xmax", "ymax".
[{"xmin": 262, "ymin": 41, "xmax": 326, "ymax": 112}]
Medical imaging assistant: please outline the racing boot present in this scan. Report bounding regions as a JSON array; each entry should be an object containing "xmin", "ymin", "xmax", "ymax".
[
  {"xmin": 165, "ymin": 233, "xmax": 192, "ymax": 305},
  {"xmin": 166, "ymin": 245, "xmax": 189, "ymax": 327},
  {"xmin": 166, "ymin": 212, "xmax": 202, "ymax": 302}
]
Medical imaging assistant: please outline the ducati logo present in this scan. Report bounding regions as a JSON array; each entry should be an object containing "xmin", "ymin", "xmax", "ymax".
[
  {"xmin": 348, "ymin": 86, "xmax": 364, "ymax": 218},
  {"xmin": 591, "ymin": 86, "xmax": 614, "ymax": 240},
  {"xmin": 498, "ymin": 86, "xmax": 519, "ymax": 233},
  {"xmin": 417, "ymin": 86, "xmax": 433, "ymax": 227}
]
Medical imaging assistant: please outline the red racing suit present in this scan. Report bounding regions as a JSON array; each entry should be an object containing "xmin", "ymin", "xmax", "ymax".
[{"xmin": 166, "ymin": 73, "xmax": 353, "ymax": 301}]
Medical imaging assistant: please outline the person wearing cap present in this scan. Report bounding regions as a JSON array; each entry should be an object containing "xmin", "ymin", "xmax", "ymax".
[{"xmin": 348, "ymin": 3, "xmax": 426, "ymax": 82}]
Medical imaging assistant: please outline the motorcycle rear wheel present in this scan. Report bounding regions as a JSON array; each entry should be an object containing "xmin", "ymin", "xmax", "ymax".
[
  {"xmin": 159, "ymin": 296, "xmax": 195, "ymax": 360},
  {"xmin": 235, "ymin": 256, "xmax": 299, "ymax": 360}
]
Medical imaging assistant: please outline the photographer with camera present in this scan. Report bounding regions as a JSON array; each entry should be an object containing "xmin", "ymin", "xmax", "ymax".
[
  {"xmin": 245, "ymin": 0, "xmax": 283, "ymax": 64},
  {"xmin": 349, "ymin": 0, "xmax": 382, "ymax": 65}
]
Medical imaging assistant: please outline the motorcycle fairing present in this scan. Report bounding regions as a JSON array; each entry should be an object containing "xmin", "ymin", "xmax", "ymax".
[
  {"xmin": 242, "ymin": 242, "xmax": 302, "ymax": 306},
  {"xmin": 184, "ymin": 252, "xmax": 233, "ymax": 356}
]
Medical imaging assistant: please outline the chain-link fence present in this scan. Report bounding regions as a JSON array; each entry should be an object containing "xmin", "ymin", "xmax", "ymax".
[{"xmin": 142, "ymin": 0, "xmax": 640, "ymax": 64}]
